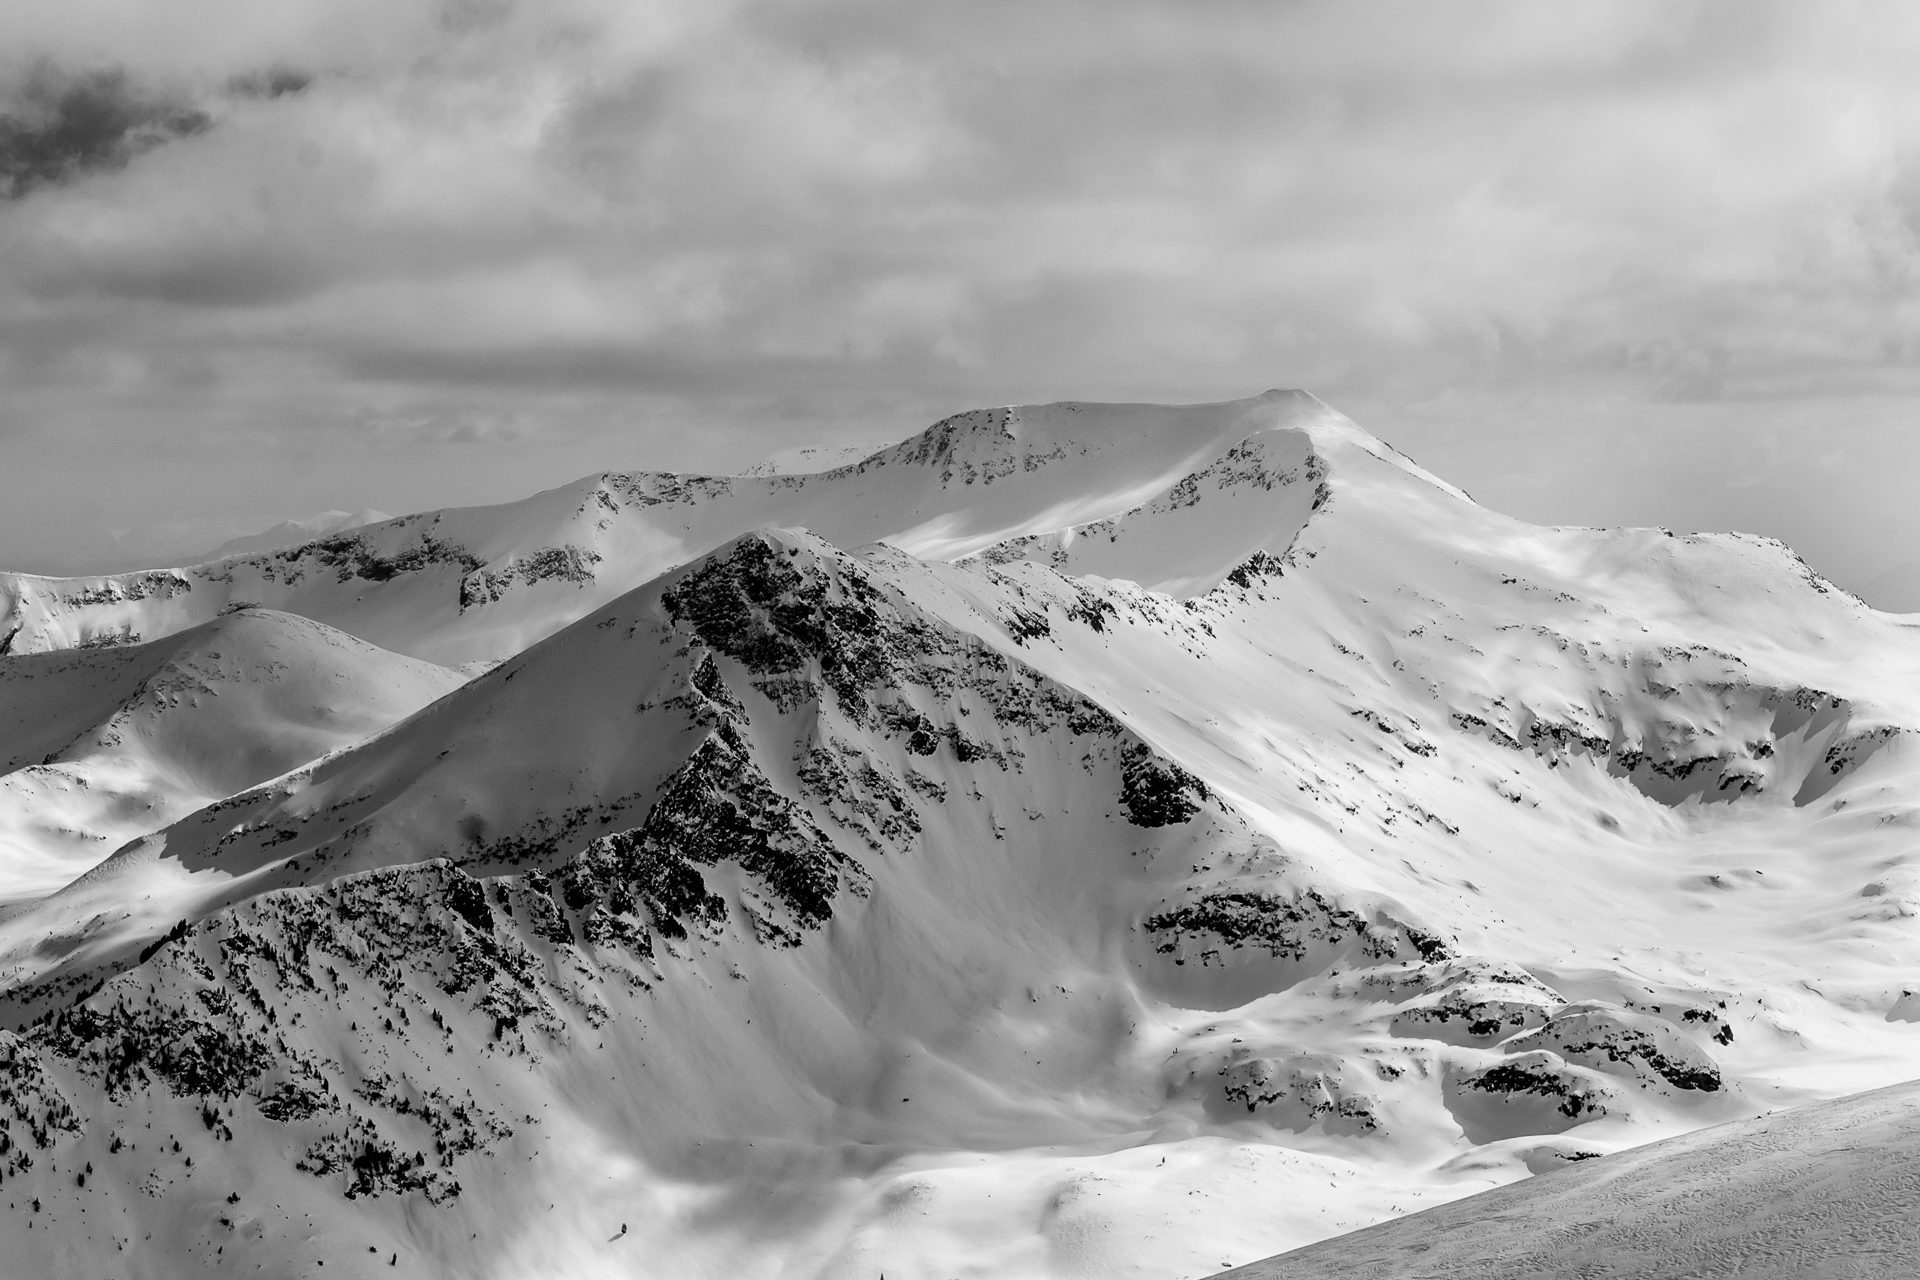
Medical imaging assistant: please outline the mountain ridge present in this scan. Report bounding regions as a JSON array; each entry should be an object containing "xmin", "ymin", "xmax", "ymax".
[{"xmin": 0, "ymin": 391, "xmax": 1450, "ymax": 665}]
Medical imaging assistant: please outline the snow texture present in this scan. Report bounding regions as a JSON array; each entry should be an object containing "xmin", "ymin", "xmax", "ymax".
[{"xmin": 1215, "ymin": 1080, "xmax": 1920, "ymax": 1278}]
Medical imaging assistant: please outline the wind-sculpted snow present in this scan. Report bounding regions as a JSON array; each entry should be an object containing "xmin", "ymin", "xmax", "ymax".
[{"xmin": 2, "ymin": 395, "xmax": 1919, "ymax": 1277}]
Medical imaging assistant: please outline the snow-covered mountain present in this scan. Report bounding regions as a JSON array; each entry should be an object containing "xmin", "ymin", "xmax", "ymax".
[
  {"xmin": 0, "ymin": 609, "xmax": 466, "ymax": 905},
  {"xmin": 0, "ymin": 392, "xmax": 1915, "ymax": 1279},
  {"xmin": 0, "ymin": 391, "xmax": 1349, "ymax": 665}
]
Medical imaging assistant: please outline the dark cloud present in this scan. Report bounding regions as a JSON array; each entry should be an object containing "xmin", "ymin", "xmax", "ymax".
[
  {"xmin": 0, "ymin": 62, "xmax": 211, "ymax": 199},
  {"xmin": 227, "ymin": 68, "xmax": 312, "ymax": 100},
  {"xmin": 73, "ymin": 251, "xmax": 329, "ymax": 308}
]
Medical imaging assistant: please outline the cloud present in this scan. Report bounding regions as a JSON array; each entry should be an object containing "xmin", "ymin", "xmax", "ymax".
[
  {"xmin": 3, "ymin": 0, "xmax": 1920, "ymax": 580},
  {"xmin": 0, "ymin": 62, "xmax": 211, "ymax": 198},
  {"xmin": 226, "ymin": 68, "xmax": 312, "ymax": 100}
]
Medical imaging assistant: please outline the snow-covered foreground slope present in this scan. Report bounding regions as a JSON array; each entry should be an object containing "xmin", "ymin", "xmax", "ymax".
[
  {"xmin": 0, "ymin": 609, "xmax": 466, "ymax": 904},
  {"xmin": 0, "ymin": 394, "xmax": 1917, "ymax": 1279},
  {"xmin": 1215, "ymin": 1079, "xmax": 1920, "ymax": 1278},
  {"xmin": 0, "ymin": 391, "xmax": 1344, "ymax": 665}
]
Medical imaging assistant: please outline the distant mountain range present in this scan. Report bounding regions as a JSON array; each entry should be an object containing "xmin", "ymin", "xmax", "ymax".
[
  {"xmin": 199, "ymin": 509, "xmax": 394, "ymax": 561},
  {"xmin": 0, "ymin": 392, "xmax": 1915, "ymax": 1279}
]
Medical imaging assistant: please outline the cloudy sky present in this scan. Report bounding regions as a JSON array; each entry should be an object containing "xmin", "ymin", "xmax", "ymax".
[{"xmin": 2, "ymin": 1, "xmax": 1918, "ymax": 592}]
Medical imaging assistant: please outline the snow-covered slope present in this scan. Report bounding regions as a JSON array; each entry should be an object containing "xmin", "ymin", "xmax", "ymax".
[
  {"xmin": 1215, "ymin": 1079, "xmax": 1920, "ymax": 1278},
  {"xmin": 738, "ymin": 444, "xmax": 878, "ymax": 477},
  {"xmin": 0, "ymin": 394, "xmax": 1916, "ymax": 1279},
  {"xmin": 0, "ymin": 609, "xmax": 465, "ymax": 903},
  {"xmin": 0, "ymin": 391, "xmax": 1363, "ymax": 665}
]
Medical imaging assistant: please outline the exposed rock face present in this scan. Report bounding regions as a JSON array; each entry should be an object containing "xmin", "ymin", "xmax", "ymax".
[{"xmin": 1503, "ymin": 1005, "xmax": 1724, "ymax": 1094}]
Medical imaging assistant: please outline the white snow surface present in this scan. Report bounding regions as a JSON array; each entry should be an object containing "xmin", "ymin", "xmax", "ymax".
[
  {"xmin": 738, "ymin": 444, "xmax": 886, "ymax": 477},
  {"xmin": 0, "ymin": 608, "xmax": 465, "ymax": 903},
  {"xmin": 1215, "ymin": 1079, "xmax": 1920, "ymax": 1277},
  {"xmin": 0, "ymin": 392, "xmax": 1915, "ymax": 1278}
]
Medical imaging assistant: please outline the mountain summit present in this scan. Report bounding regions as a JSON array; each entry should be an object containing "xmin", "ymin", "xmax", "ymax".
[{"xmin": 0, "ymin": 394, "xmax": 1915, "ymax": 1278}]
